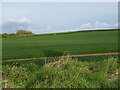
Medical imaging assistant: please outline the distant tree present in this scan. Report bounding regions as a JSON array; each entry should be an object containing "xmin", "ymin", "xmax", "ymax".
[
  {"xmin": 16, "ymin": 30, "xmax": 33, "ymax": 35},
  {"xmin": 9, "ymin": 33, "xmax": 16, "ymax": 36},
  {"xmin": 2, "ymin": 33, "xmax": 9, "ymax": 38}
]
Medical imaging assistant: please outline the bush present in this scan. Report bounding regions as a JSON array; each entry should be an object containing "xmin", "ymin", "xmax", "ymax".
[
  {"xmin": 16, "ymin": 30, "xmax": 33, "ymax": 35},
  {"xmin": 2, "ymin": 33, "xmax": 9, "ymax": 38},
  {"xmin": 2, "ymin": 33, "xmax": 17, "ymax": 38}
]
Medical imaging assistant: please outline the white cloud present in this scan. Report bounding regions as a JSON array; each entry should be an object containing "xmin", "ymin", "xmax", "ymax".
[
  {"xmin": 1, "ymin": 19, "xmax": 118, "ymax": 34},
  {"xmin": 76, "ymin": 23, "xmax": 93, "ymax": 29},
  {"xmin": 94, "ymin": 21, "xmax": 110, "ymax": 28},
  {"xmin": 33, "ymin": 26, "xmax": 56, "ymax": 34},
  {"xmin": 2, "ymin": 17, "xmax": 32, "ymax": 33},
  {"xmin": 73, "ymin": 21, "xmax": 118, "ymax": 30},
  {"xmin": 19, "ymin": 17, "xmax": 31, "ymax": 23},
  {"xmin": 112, "ymin": 23, "xmax": 119, "ymax": 28}
]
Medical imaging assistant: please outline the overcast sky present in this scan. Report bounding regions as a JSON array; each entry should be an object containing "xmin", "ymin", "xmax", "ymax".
[{"xmin": 1, "ymin": 2, "xmax": 118, "ymax": 34}]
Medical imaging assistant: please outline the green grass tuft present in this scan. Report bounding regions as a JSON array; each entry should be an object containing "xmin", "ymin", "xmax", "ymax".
[{"xmin": 2, "ymin": 57, "xmax": 119, "ymax": 88}]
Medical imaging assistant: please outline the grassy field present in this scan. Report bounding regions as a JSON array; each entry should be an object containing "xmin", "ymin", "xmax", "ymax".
[
  {"xmin": 2, "ymin": 30, "xmax": 119, "ymax": 88},
  {"xmin": 2, "ymin": 56, "xmax": 119, "ymax": 88},
  {"xmin": 2, "ymin": 30, "xmax": 118, "ymax": 60}
]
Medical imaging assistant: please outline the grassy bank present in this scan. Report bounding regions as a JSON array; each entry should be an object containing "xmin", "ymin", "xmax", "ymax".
[{"xmin": 2, "ymin": 56, "xmax": 119, "ymax": 88}]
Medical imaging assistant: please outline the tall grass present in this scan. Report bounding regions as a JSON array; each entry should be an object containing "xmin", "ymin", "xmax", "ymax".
[{"xmin": 2, "ymin": 56, "xmax": 119, "ymax": 88}]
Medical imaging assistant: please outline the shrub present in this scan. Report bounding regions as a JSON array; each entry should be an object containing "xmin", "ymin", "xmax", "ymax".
[{"xmin": 2, "ymin": 33, "xmax": 9, "ymax": 38}]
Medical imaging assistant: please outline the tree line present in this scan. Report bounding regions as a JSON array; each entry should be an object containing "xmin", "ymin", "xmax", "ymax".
[{"xmin": 1, "ymin": 30, "xmax": 33, "ymax": 38}]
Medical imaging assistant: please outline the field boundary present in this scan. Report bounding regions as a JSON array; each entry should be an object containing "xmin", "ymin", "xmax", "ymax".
[
  {"xmin": 1, "ymin": 52, "xmax": 120, "ymax": 62},
  {"xmin": 1, "ymin": 29, "xmax": 119, "ymax": 38}
]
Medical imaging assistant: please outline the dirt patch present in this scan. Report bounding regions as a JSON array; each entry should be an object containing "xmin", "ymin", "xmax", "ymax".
[{"xmin": 1, "ymin": 52, "xmax": 120, "ymax": 62}]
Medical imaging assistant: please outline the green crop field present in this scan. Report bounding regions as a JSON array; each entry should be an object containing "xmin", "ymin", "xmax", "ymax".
[{"xmin": 2, "ymin": 30, "xmax": 118, "ymax": 60}]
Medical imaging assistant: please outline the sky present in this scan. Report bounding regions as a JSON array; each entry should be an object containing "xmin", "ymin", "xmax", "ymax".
[
  {"xmin": 0, "ymin": 2, "xmax": 118, "ymax": 34},
  {"xmin": 1, "ymin": 0, "xmax": 119, "ymax": 2}
]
